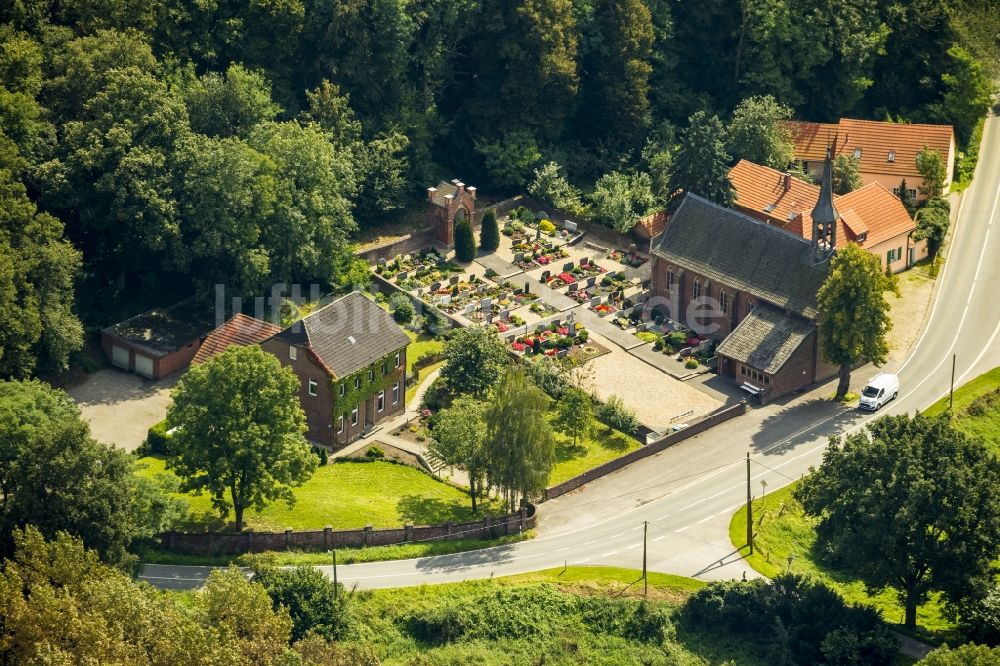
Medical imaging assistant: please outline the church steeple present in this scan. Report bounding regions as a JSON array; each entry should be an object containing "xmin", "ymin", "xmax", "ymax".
[{"xmin": 811, "ymin": 149, "xmax": 839, "ymax": 263}]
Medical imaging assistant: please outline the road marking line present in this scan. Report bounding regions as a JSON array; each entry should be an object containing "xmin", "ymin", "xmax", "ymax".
[
  {"xmin": 697, "ymin": 514, "xmax": 715, "ymax": 524},
  {"xmin": 608, "ymin": 532, "xmax": 624, "ymax": 539},
  {"xmin": 577, "ymin": 558, "xmax": 591, "ymax": 564},
  {"xmin": 652, "ymin": 535, "xmax": 668, "ymax": 543},
  {"xmin": 676, "ymin": 525, "xmax": 691, "ymax": 533},
  {"xmin": 600, "ymin": 550, "xmax": 619, "ymax": 557},
  {"xmin": 625, "ymin": 543, "xmax": 641, "ymax": 550}
]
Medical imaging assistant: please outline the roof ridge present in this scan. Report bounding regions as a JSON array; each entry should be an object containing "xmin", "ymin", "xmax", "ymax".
[{"xmin": 682, "ymin": 193, "xmax": 813, "ymax": 247}]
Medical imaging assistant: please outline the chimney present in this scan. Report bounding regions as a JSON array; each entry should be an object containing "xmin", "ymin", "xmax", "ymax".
[
  {"xmin": 783, "ymin": 173, "xmax": 792, "ymax": 192},
  {"xmin": 427, "ymin": 187, "xmax": 437, "ymax": 201}
]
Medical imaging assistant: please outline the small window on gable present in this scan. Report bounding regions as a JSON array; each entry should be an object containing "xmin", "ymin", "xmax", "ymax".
[
  {"xmin": 289, "ymin": 346, "xmax": 297, "ymax": 361},
  {"xmin": 354, "ymin": 377, "xmax": 360, "ymax": 389},
  {"xmin": 887, "ymin": 150, "xmax": 895, "ymax": 163},
  {"xmin": 395, "ymin": 352, "xmax": 401, "ymax": 368},
  {"xmin": 338, "ymin": 383, "xmax": 345, "ymax": 397},
  {"xmin": 853, "ymin": 147, "xmax": 862, "ymax": 159},
  {"xmin": 308, "ymin": 379, "xmax": 318, "ymax": 396}
]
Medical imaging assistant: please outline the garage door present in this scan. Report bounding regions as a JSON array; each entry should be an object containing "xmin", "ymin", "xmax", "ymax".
[
  {"xmin": 134, "ymin": 354, "xmax": 155, "ymax": 379},
  {"xmin": 111, "ymin": 345, "xmax": 130, "ymax": 369}
]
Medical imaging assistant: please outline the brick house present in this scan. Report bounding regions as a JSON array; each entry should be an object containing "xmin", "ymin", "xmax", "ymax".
[
  {"xmin": 261, "ymin": 292, "xmax": 410, "ymax": 449},
  {"xmin": 729, "ymin": 160, "xmax": 928, "ymax": 272},
  {"xmin": 191, "ymin": 313, "xmax": 282, "ymax": 365},
  {"xmin": 784, "ymin": 118, "xmax": 956, "ymax": 201},
  {"xmin": 649, "ymin": 160, "xmax": 843, "ymax": 402},
  {"xmin": 427, "ymin": 179, "xmax": 476, "ymax": 246}
]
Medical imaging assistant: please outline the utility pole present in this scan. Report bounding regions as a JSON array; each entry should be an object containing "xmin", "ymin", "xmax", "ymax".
[
  {"xmin": 332, "ymin": 549, "xmax": 339, "ymax": 598},
  {"xmin": 746, "ymin": 452, "xmax": 753, "ymax": 555},
  {"xmin": 949, "ymin": 354, "xmax": 956, "ymax": 413},
  {"xmin": 642, "ymin": 521, "xmax": 648, "ymax": 596}
]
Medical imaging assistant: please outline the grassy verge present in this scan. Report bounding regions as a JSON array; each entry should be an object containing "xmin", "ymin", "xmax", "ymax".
[
  {"xmin": 922, "ymin": 364, "xmax": 1000, "ymax": 455},
  {"xmin": 405, "ymin": 331, "xmax": 443, "ymax": 373},
  {"xmin": 548, "ymin": 419, "xmax": 642, "ymax": 485},
  {"xmin": 729, "ymin": 482, "xmax": 952, "ymax": 635},
  {"xmin": 136, "ymin": 456, "xmax": 500, "ymax": 532},
  {"xmin": 141, "ymin": 531, "xmax": 534, "ymax": 567},
  {"xmin": 407, "ymin": 360, "xmax": 444, "ymax": 406}
]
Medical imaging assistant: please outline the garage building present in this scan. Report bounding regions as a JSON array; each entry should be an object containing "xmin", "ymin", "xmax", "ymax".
[{"xmin": 101, "ymin": 300, "xmax": 217, "ymax": 380}]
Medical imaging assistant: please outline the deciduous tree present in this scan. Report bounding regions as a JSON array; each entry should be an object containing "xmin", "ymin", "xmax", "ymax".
[
  {"xmin": 554, "ymin": 387, "xmax": 592, "ymax": 445},
  {"xmin": 428, "ymin": 396, "xmax": 488, "ymax": 512},
  {"xmin": 832, "ymin": 155, "xmax": 862, "ymax": 195},
  {"xmin": 816, "ymin": 243, "xmax": 896, "ymax": 399},
  {"xmin": 726, "ymin": 95, "xmax": 794, "ymax": 169},
  {"xmin": 914, "ymin": 197, "xmax": 951, "ymax": 258},
  {"xmin": 796, "ymin": 414, "xmax": 1000, "ymax": 628},
  {"xmin": 589, "ymin": 170, "xmax": 655, "ymax": 234},
  {"xmin": 528, "ymin": 161, "xmax": 584, "ymax": 216},
  {"xmin": 916, "ymin": 146, "xmax": 947, "ymax": 199},
  {"xmin": 441, "ymin": 326, "xmax": 509, "ymax": 399},
  {"xmin": 484, "ymin": 368, "xmax": 555, "ymax": 511},
  {"xmin": 167, "ymin": 345, "xmax": 316, "ymax": 531}
]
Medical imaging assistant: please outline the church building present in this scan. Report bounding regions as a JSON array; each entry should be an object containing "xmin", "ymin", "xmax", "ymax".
[{"xmin": 650, "ymin": 158, "xmax": 842, "ymax": 402}]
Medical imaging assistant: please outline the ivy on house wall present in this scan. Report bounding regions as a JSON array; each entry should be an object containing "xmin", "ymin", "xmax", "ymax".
[{"xmin": 332, "ymin": 349, "xmax": 406, "ymax": 418}]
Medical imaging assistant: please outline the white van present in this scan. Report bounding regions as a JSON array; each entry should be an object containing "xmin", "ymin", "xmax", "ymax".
[{"xmin": 858, "ymin": 373, "xmax": 900, "ymax": 411}]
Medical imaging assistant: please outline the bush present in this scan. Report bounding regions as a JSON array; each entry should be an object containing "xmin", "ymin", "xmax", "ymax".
[
  {"xmin": 681, "ymin": 575, "xmax": 896, "ymax": 666},
  {"xmin": 480, "ymin": 209, "xmax": 500, "ymax": 252},
  {"xmin": 143, "ymin": 420, "xmax": 171, "ymax": 455},
  {"xmin": 454, "ymin": 217, "xmax": 476, "ymax": 262},
  {"xmin": 685, "ymin": 358, "xmax": 698, "ymax": 369},
  {"xmin": 423, "ymin": 308, "xmax": 449, "ymax": 336},
  {"xmin": 525, "ymin": 359, "xmax": 569, "ymax": 399},
  {"xmin": 319, "ymin": 447, "xmax": 328, "ymax": 465},
  {"xmin": 956, "ymin": 585, "xmax": 1000, "ymax": 646},
  {"xmin": 390, "ymin": 292, "xmax": 414, "ymax": 324},
  {"xmin": 365, "ymin": 446, "xmax": 385, "ymax": 460},
  {"xmin": 250, "ymin": 565, "xmax": 350, "ymax": 641},
  {"xmin": 637, "ymin": 331, "xmax": 659, "ymax": 344},
  {"xmin": 595, "ymin": 395, "xmax": 640, "ymax": 434},
  {"xmin": 538, "ymin": 219, "xmax": 557, "ymax": 235}
]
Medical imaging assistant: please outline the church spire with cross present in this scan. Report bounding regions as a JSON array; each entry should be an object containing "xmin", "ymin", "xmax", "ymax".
[{"xmin": 811, "ymin": 147, "xmax": 839, "ymax": 263}]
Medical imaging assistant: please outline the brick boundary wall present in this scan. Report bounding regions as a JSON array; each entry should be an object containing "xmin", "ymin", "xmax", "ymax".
[
  {"xmin": 159, "ymin": 506, "xmax": 536, "ymax": 556},
  {"xmin": 543, "ymin": 401, "xmax": 749, "ymax": 500},
  {"xmin": 355, "ymin": 227, "xmax": 439, "ymax": 265}
]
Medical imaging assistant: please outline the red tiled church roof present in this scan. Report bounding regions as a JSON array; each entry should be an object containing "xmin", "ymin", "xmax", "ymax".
[{"xmin": 192, "ymin": 313, "xmax": 282, "ymax": 364}]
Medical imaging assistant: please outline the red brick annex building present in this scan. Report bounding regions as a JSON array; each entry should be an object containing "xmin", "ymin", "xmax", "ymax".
[{"xmin": 650, "ymin": 161, "xmax": 843, "ymax": 403}]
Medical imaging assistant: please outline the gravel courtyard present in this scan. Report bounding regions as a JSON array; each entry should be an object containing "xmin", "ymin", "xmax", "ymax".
[
  {"xmin": 585, "ymin": 333, "xmax": 723, "ymax": 434},
  {"xmin": 68, "ymin": 369, "xmax": 176, "ymax": 451}
]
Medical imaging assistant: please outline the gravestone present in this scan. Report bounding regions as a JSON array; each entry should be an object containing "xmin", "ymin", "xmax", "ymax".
[
  {"xmin": 449, "ymin": 274, "xmax": 460, "ymax": 285},
  {"xmin": 563, "ymin": 261, "xmax": 574, "ymax": 271},
  {"xmin": 464, "ymin": 303, "xmax": 475, "ymax": 314},
  {"xmin": 500, "ymin": 308, "xmax": 510, "ymax": 320},
  {"xmin": 566, "ymin": 311, "xmax": 574, "ymax": 325},
  {"xmin": 439, "ymin": 294, "xmax": 451, "ymax": 305},
  {"xmin": 397, "ymin": 270, "xmax": 409, "ymax": 281},
  {"xmin": 563, "ymin": 220, "xmax": 577, "ymax": 233},
  {"xmin": 568, "ymin": 283, "xmax": 578, "ymax": 293},
  {"xmin": 541, "ymin": 270, "xmax": 551, "ymax": 282},
  {"xmin": 377, "ymin": 258, "xmax": 387, "ymax": 267},
  {"xmin": 579, "ymin": 256, "xmax": 589, "ymax": 266},
  {"xmin": 557, "ymin": 349, "xmax": 569, "ymax": 359},
  {"xmin": 586, "ymin": 276, "xmax": 596, "ymax": 287},
  {"xmin": 416, "ymin": 287, "xmax": 424, "ymax": 296},
  {"xmin": 430, "ymin": 281, "xmax": 441, "ymax": 291},
  {"xmin": 591, "ymin": 296, "xmax": 601, "ymax": 307},
  {"xmin": 515, "ymin": 252, "xmax": 524, "ymax": 263},
  {"xmin": 481, "ymin": 297, "xmax": 492, "ymax": 311}
]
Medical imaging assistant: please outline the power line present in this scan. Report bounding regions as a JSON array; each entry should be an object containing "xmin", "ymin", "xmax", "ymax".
[{"xmin": 749, "ymin": 457, "xmax": 798, "ymax": 482}]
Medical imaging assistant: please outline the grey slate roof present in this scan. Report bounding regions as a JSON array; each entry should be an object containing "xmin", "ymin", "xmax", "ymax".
[
  {"xmin": 651, "ymin": 194, "xmax": 829, "ymax": 319},
  {"xmin": 430, "ymin": 181, "xmax": 458, "ymax": 208},
  {"xmin": 716, "ymin": 302, "xmax": 815, "ymax": 374},
  {"xmin": 103, "ymin": 299, "xmax": 217, "ymax": 357},
  {"xmin": 274, "ymin": 292, "xmax": 410, "ymax": 379}
]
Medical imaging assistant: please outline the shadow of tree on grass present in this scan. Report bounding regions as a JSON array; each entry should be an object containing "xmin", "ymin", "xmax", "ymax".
[{"xmin": 396, "ymin": 494, "xmax": 475, "ymax": 526}]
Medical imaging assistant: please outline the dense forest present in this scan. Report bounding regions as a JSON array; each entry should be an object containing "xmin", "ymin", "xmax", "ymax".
[{"xmin": 0, "ymin": 0, "xmax": 996, "ymax": 377}]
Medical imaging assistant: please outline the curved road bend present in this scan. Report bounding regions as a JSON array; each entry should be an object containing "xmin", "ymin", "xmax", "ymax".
[{"xmin": 142, "ymin": 110, "xmax": 1000, "ymax": 591}]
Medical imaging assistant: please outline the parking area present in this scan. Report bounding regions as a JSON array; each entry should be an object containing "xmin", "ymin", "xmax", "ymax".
[{"xmin": 67, "ymin": 369, "xmax": 177, "ymax": 451}]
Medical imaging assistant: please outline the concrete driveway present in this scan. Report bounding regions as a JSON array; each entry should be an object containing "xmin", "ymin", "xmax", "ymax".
[{"xmin": 67, "ymin": 369, "xmax": 178, "ymax": 451}]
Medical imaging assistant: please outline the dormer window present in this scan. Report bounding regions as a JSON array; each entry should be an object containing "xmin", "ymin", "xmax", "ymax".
[
  {"xmin": 887, "ymin": 151, "xmax": 895, "ymax": 163},
  {"xmin": 853, "ymin": 147, "xmax": 862, "ymax": 159},
  {"xmin": 763, "ymin": 204, "xmax": 776, "ymax": 213}
]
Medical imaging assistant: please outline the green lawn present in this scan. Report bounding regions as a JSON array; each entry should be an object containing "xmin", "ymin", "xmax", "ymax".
[
  {"xmin": 923, "ymin": 364, "xmax": 1000, "ymax": 455},
  {"xmin": 729, "ymin": 482, "xmax": 952, "ymax": 634},
  {"xmin": 135, "ymin": 456, "xmax": 498, "ymax": 532},
  {"xmin": 405, "ymin": 330, "xmax": 443, "ymax": 373},
  {"xmin": 548, "ymin": 418, "xmax": 642, "ymax": 485}
]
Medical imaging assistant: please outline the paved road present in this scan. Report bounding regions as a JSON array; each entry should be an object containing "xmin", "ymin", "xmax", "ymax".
[{"xmin": 141, "ymin": 108, "xmax": 1000, "ymax": 592}]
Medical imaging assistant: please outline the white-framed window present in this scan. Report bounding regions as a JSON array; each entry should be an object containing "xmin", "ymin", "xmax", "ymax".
[
  {"xmin": 368, "ymin": 368, "xmax": 374, "ymax": 381},
  {"xmin": 308, "ymin": 379, "xmax": 318, "ymax": 396},
  {"xmin": 381, "ymin": 362, "xmax": 387, "ymax": 375},
  {"xmin": 392, "ymin": 382, "xmax": 400, "ymax": 405},
  {"xmin": 354, "ymin": 377, "xmax": 361, "ymax": 389},
  {"xmin": 351, "ymin": 406, "xmax": 359, "ymax": 426},
  {"xmin": 853, "ymin": 147, "xmax": 862, "ymax": 159},
  {"xmin": 338, "ymin": 383, "xmax": 345, "ymax": 397},
  {"xmin": 394, "ymin": 352, "xmax": 401, "ymax": 368},
  {"xmin": 337, "ymin": 416, "xmax": 344, "ymax": 433},
  {"xmin": 289, "ymin": 346, "xmax": 297, "ymax": 361},
  {"xmin": 887, "ymin": 150, "xmax": 895, "ymax": 163},
  {"xmin": 377, "ymin": 391, "xmax": 385, "ymax": 412}
]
